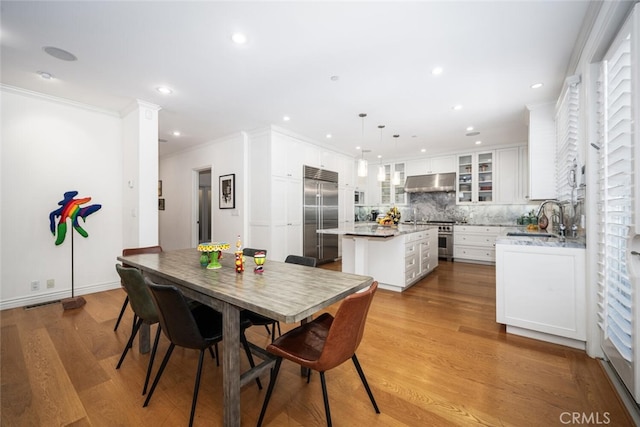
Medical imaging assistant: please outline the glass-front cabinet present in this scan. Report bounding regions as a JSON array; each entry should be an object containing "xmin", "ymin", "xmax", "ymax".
[
  {"xmin": 456, "ymin": 152, "xmax": 494, "ymax": 204},
  {"xmin": 381, "ymin": 163, "xmax": 406, "ymax": 205}
]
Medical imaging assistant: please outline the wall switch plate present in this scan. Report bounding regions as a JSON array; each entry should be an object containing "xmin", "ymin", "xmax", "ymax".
[
  {"xmin": 31, "ymin": 280, "xmax": 40, "ymax": 291},
  {"xmin": 46, "ymin": 279, "xmax": 55, "ymax": 288}
]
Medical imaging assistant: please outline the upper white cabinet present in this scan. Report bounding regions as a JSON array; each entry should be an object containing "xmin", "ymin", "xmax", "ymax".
[
  {"xmin": 272, "ymin": 133, "xmax": 304, "ymax": 179},
  {"xmin": 428, "ymin": 155, "xmax": 456, "ymax": 173},
  {"xmin": 527, "ymin": 103, "xmax": 556, "ymax": 200},
  {"xmin": 457, "ymin": 151, "xmax": 494, "ymax": 204},
  {"xmin": 495, "ymin": 146, "xmax": 528, "ymax": 203},
  {"xmin": 405, "ymin": 159, "xmax": 427, "ymax": 176},
  {"xmin": 404, "ymin": 155, "xmax": 455, "ymax": 176}
]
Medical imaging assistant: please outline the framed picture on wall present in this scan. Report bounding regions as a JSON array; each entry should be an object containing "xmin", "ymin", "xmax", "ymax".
[{"xmin": 219, "ymin": 173, "xmax": 235, "ymax": 209}]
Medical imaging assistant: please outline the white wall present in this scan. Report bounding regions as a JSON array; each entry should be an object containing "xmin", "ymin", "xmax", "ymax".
[
  {"xmin": 159, "ymin": 133, "xmax": 247, "ymax": 251},
  {"xmin": 1, "ymin": 87, "xmax": 124, "ymax": 309}
]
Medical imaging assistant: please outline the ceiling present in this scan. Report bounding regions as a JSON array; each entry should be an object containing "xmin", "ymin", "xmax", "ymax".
[{"xmin": 1, "ymin": 1, "xmax": 593, "ymax": 160}]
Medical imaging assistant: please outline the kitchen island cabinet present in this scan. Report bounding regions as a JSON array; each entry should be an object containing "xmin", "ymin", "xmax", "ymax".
[
  {"xmin": 496, "ymin": 238, "xmax": 586, "ymax": 349},
  {"xmin": 322, "ymin": 224, "xmax": 438, "ymax": 292}
]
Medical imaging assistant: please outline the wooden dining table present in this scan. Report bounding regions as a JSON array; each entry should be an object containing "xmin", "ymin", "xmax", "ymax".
[{"xmin": 117, "ymin": 247, "xmax": 373, "ymax": 427}]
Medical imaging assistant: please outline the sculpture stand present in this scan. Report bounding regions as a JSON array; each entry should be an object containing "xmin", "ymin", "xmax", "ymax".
[{"xmin": 62, "ymin": 230, "xmax": 85, "ymax": 310}]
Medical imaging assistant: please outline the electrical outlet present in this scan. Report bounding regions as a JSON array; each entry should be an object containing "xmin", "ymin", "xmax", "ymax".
[
  {"xmin": 47, "ymin": 279, "xmax": 55, "ymax": 289},
  {"xmin": 31, "ymin": 280, "xmax": 40, "ymax": 291}
]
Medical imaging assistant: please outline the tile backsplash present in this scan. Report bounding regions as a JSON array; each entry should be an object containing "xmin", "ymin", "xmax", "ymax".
[{"xmin": 355, "ymin": 192, "xmax": 539, "ymax": 225}]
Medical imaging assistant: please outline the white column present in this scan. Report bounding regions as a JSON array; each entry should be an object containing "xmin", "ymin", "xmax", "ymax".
[{"xmin": 122, "ymin": 100, "xmax": 161, "ymax": 248}]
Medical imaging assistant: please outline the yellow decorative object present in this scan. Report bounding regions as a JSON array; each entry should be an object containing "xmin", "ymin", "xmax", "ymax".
[
  {"xmin": 197, "ymin": 242, "xmax": 230, "ymax": 269},
  {"xmin": 377, "ymin": 206, "xmax": 401, "ymax": 226}
]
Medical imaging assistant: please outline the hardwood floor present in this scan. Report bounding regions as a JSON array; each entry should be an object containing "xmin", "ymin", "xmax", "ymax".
[{"xmin": 1, "ymin": 260, "xmax": 633, "ymax": 426}]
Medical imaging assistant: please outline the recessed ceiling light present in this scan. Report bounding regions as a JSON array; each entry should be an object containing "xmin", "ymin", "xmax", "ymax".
[
  {"xmin": 37, "ymin": 71, "xmax": 53, "ymax": 80},
  {"xmin": 475, "ymin": 140, "xmax": 482, "ymax": 145},
  {"xmin": 431, "ymin": 67, "xmax": 443, "ymax": 75},
  {"xmin": 43, "ymin": 46, "xmax": 77, "ymax": 61},
  {"xmin": 325, "ymin": 134, "xmax": 332, "ymax": 139},
  {"xmin": 172, "ymin": 131, "xmax": 181, "ymax": 137},
  {"xmin": 283, "ymin": 116, "xmax": 290, "ymax": 121},
  {"xmin": 466, "ymin": 126, "xmax": 474, "ymax": 131},
  {"xmin": 531, "ymin": 83, "xmax": 544, "ymax": 89},
  {"xmin": 231, "ymin": 33, "xmax": 248, "ymax": 44},
  {"xmin": 452, "ymin": 105, "xmax": 463, "ymax": 111},
  {"xmin": 420, "ymin": 148, "xmax": 426, "ymax": 153},
  {"xmin": 355, "ymin": 146, "xmax": 361, "ymax": 150},
  {"xmin": 156, "ymin": 86, "xmax": 173, "ymax": 95}
]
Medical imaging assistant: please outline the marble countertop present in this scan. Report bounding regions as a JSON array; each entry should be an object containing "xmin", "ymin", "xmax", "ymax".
[
  {"xmin": 496, "ymin": 227, "xmax": 586, "ymax": 249},
  {"xmin": 319, "ymin": 223, "xmax": 435, "ymax": 238}
]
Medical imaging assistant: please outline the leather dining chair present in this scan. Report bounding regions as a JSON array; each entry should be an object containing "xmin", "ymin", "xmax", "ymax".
[
  {"xmin": 114, "ymin": 245, "xmax": 163, "ymax": 332},
  {"xmin": 143, "ymin": 280, "xmax": 261, "ymax": 426},
  {"xmin": 257, "ymin": 281, "xmax": 380, "ymax": 427},
  {"xmin": 114, "ymin": 264, "xmax": 161, "ymax": 396}
]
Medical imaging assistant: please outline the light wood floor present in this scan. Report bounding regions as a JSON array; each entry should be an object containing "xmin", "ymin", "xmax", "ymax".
[{"xmin": 1, "ymin": 260, "xmax": 633, "ymax": 426}]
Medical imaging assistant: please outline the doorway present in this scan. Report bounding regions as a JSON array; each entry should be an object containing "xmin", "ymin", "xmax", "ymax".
[{"xmin": 198, "ymin": 169, "xmax": 212, "ymax": 243}]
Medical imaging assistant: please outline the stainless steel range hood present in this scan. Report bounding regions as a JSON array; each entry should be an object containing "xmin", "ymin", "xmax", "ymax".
[{"xmin": 404, "ymin": 172, "xmax": 456, "ymax": 193}]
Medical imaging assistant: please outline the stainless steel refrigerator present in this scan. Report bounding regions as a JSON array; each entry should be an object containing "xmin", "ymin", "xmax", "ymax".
[{"xmin": 303, "ymin": 166, "xmax": 339, "ymax": 264}]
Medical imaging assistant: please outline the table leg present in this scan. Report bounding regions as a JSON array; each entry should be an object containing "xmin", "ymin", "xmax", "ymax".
[
  {"xmin": 222, "ymin": 303, "xmax": 241, "ymax": 427},
  {"xmin": 139, "ymin": 323, "xmax": 150, "ymax": 354},
  {"xmin": 300, "ymin": 316, "xmax": 311, "ymax": 377}
]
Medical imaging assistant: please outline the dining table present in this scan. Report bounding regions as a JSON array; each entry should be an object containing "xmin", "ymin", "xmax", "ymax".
[{"xmin": 117, "ymin": 247, "xmax": 374, "ymax": 427}]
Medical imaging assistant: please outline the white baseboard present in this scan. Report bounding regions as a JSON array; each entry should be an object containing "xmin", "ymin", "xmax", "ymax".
[{"xmin": 0, "ymin": 281, "xmax": 121, "ymax": 310}]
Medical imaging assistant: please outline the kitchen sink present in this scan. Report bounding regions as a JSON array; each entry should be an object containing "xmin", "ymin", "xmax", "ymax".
[{"xmin": 506, "ymin": 232, "xmax": 557, "ymax": 238}]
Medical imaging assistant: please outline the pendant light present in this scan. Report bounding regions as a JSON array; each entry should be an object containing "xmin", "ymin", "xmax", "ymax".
[
  {"xmin": 377, "ymin": 125, "xmax": 386, "ymax": 181},
  {"xmin": 392, "ymin": 134, "xmax": 402, "ymax": 185},
  {"xmin": 357, "ymin": 113, "xmax": 368, "ymax": 177}
]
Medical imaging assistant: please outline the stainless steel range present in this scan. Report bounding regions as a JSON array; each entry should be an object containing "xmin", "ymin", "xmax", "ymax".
[{"xmin": 424, "ymin": 220, "xmax": 454, "ymax": 261}]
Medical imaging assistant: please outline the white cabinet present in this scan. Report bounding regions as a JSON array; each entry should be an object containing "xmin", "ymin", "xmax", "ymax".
[
  {"xmin": 496, "ymin": 243, "xmax": 586, "ymax": 346},
  {"xmin": 527, "ymin": 103, "xmax": 556, "ymax": 200},
  {"xmin": 453, "ymin": 225, "xmax": 501, "ymax": 264},
  {"xmin": 404, "ymin": 155, "xmax": 456, "ymax": 177},
  {"xmin": 405, "ymin": 159, "xmax": 427, "ymax": 176},
  {"xmin": 428, "ymin": 155, "xmax": 456, "ymax": 173},
  {"xmin": 270, "ymin": 176, "xmax": 303, "ymax": 261},
  {"xmin": 272, "ymin": 133, "xmax": 304, "ymax": 179},
  {"xmin": 495, "ymin": 146, "xmax": 528, "ymax": 203},
  {"xmin": 381, "ymin": 163, "xmax": 407, "ymax": 205},
  {"xmin": 456, "ymin": 152, "xmax": 494, "ymax": 204}
]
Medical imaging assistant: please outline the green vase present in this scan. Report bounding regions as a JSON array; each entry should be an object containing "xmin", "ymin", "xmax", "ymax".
[{"xmin": 199, "ymin": 253, "xmax": 209, "ymax": 267}]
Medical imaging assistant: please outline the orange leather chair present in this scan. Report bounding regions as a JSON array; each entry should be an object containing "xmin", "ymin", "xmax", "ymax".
[{"xmin": 257, "ymin": 281, "xmax": 380, "ymax": 427}]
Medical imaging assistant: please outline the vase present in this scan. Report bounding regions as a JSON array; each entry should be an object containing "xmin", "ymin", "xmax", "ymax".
[
  {"xmin": 538, "ymin": 211, "xmax": 549, "ymax": 230},
  {"xmin": 199, "ymin": 253, "xmax": 209, "ymax": 267}
]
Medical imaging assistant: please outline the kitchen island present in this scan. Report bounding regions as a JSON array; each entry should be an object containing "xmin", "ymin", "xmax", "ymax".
[{"xmin": 319, "ymin": 223, "xmax": 438, "ymax": 291}]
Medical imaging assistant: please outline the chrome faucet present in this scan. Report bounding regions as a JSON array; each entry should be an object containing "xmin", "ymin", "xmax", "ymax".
[{"xmin": 536, "ymin": 200, "xmax": 566, "ymax": 237}]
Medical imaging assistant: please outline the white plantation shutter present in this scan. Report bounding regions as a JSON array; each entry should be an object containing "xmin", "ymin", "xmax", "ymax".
[
  {"xmin": 556, "ymin": 78, "xmax": 580, "ymax": 202},
  {"xmin": 597, "ymin": 6, "xmax": 638, "ymax": 401}
]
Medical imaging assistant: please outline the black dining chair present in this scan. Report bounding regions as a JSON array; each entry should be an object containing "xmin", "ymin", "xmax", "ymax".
[
  {"xmin": 114, "ymin": 245, "xmax": 163, "ymax": 332},
  {"xmin": 114, "ymin": 264, "xmax": 161, "ymax": 396},
  {"xmin": 242, "ymin": 252, "xmax": 317, "ymax": 342},
  {"xmin": 143, "ymin": 280, "xmax": 261, "ymax": 426},
  {"xmin": 257, "ymin": 281, "xmax": 380, "ymax": 427},
  {"xmin": 284, "ymin": 254, "xmax": 317, "ymax": 267}
]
